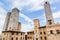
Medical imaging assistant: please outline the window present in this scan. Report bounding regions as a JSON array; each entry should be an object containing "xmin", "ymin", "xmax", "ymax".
[
  {"xmin": 28, "ymin": 33, "xmax": 29, "ymax": 35},
  {"xmin": 48, "ymin": 20, "xmax": 52, "ymax": 24},
  {"xmin": 45, "ymin": 2, "xmax": 47, "ymax": 4},
  {"xmin": 56, "ymin": 30, "xmax": 60, "ymax": 34},
  {"xmin": 44, "ymin": 37, "xmax": 47, "ymax": 40},
  {"xmin": 44, "ymin": 32, "xmax": 46, "ymax": 34},
  {"xmin": 40, "ymin": 32, "xmax": 42, "ymax": 34},
  {"xmin": 16, "ymin": 37, "xmax": 18, "ymax": 40},
  {"xmin": 11, "ymin": 37, "xmax": 13, "ymax": 40},
  {"xmin": 36, "ymin": 38, "xmax": 38, "ymax": 40},
  {"xmin": 25, "ymin": 35, "xmax": 27, "ymax": 40},
  {"xmin": 21, "ymin": 33, "xmax": 22, "ymax": 35},
  {"xmin": 30, "ymin": 37, "xmax": 32, "ymax": 39},
  {"xmin": 50, "ymin": 30, "xmax": 53, "ymax": 34},
  {"xmin": 40, "ymin": 37, "xmax": 42, "ymax": 40},
  {"xmin": 33, "ymin": 32, "xmax": 34, "ymax": 34},
  {"xmin": 30, "ymin": 32, "xmax": 31, "ymax": 34},
  {"xmin": 28, "ymin": 37, "xmax": 29, "ymax": 39}
]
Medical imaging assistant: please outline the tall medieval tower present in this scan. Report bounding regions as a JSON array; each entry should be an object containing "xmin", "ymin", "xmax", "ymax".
[
  {"xmin": 44, "ymin": 1, "xmax": 54, "ymax": 25},
  {"xmin": 3, "ymin": 8, "xmax": 19, "ymax": 31},
  {"xmin": 34, "ymin": 19, "xmax": 40, "ymax": 40},
  {"xmin": 2, "ymin": 8, "xmax": 21, "ymax": 40},
  {"xmin": 7, "ymin": 8, "xmax": 19, "ymax": 31},
  {"xmin": 3, "ymin": 12, "xmax": 11, "ymax": 31}
]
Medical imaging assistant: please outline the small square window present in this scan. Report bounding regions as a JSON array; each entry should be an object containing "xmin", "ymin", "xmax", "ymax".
[
  {"xmin": 44, "ymin": 32, "xmax": 46, "ymax": 34},
  {"xmin": 40, "ymin": 32, "xmax": 42, "ymax": 34},
  {"xmin": 56, "ymin": 30, "xmax": 60, "ymax": 34},
  {"xmin": 50, "ymin": 30, "xmax": 53, "ymax": 34}
]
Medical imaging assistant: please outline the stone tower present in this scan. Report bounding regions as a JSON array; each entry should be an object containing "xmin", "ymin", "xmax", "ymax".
[
  {"xmin": 44, "ymin": 1, "xmax": 54, "ymax": 25},
  {"xmin": 34, "ymin": 19, "xmax": 40, "ymax": 40},
  {"xmin": 3, "ymin": 12, "xmax": 11, "ymax": 31},
  {"xmin": 7, "ymin": 8, "xmax": 19, "ymax": 31}
]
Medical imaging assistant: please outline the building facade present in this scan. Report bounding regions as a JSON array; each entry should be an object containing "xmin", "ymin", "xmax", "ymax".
[{"xmin": 1, "ymin": 1, "xmax": 60, "ymax": 40}]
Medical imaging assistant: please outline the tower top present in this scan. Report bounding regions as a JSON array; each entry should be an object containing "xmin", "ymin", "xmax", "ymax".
[
  {"xmin": 44, "ymin": 1, "xmax": 50, "ymax": 5},
  {"xmin": 7, "ymin": 12, "xmax": 11, "ymax": 15},
  {"xmin": 34, "ymin": 19, "xmax": 40, "ymax": 27},
  {"xmin": 12, "ymin": 8, "xmax": 19, "ymax": 12},
  {"xmin": 34, "ymin": 19, "xmax": 39, "ymax": 22}
]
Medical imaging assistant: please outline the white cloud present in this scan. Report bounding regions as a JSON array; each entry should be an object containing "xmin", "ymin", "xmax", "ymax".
[
  {"xmin": 9, "ymin": 0, "xmax": 45, "ymax": 11},
  {"xmin": 53, "ymin": 11, "xmax": 60, "ymax": 18},
  {"xmin": 0, "ymin": 7, "xmax": 7, "ymax": 34},
  {"xmin": 10, "ymin": 0, "xmax": 31, "ymax": 10},
  {"xmin": 21, "ymin": 23, "xmax": 34, "ymax": 32},
  {"xmin": 0, "ymin": 2, "xmax": 7, "ymax": 34},
  {"xmin": 27, "ymin": 0, "xmax": 44, "ymax": 11},
  {"xmin": 19, "ymin": 12, "xmax": 34, "ymax": 32},
  {"xmin": 9, "ymin": 0, "xmax": 59, "ymax": 11},
  {"xmin": 20, "ymin": 12, "xmax": 33, "ymax": 24},
  {"xmin": 49, "ymin": 0, "xmax": 60, "ymax": 4}
]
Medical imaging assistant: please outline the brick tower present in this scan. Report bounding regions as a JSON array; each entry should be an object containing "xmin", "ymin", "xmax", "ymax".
[{"xmin": 34, "ymin": 19, "xmax": 40, "ymax": 40}]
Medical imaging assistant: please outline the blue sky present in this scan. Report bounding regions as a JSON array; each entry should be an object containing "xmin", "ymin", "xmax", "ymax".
[{"xmin": 0, "ymin": 0, "xmax": 60, "ymax": 34}]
